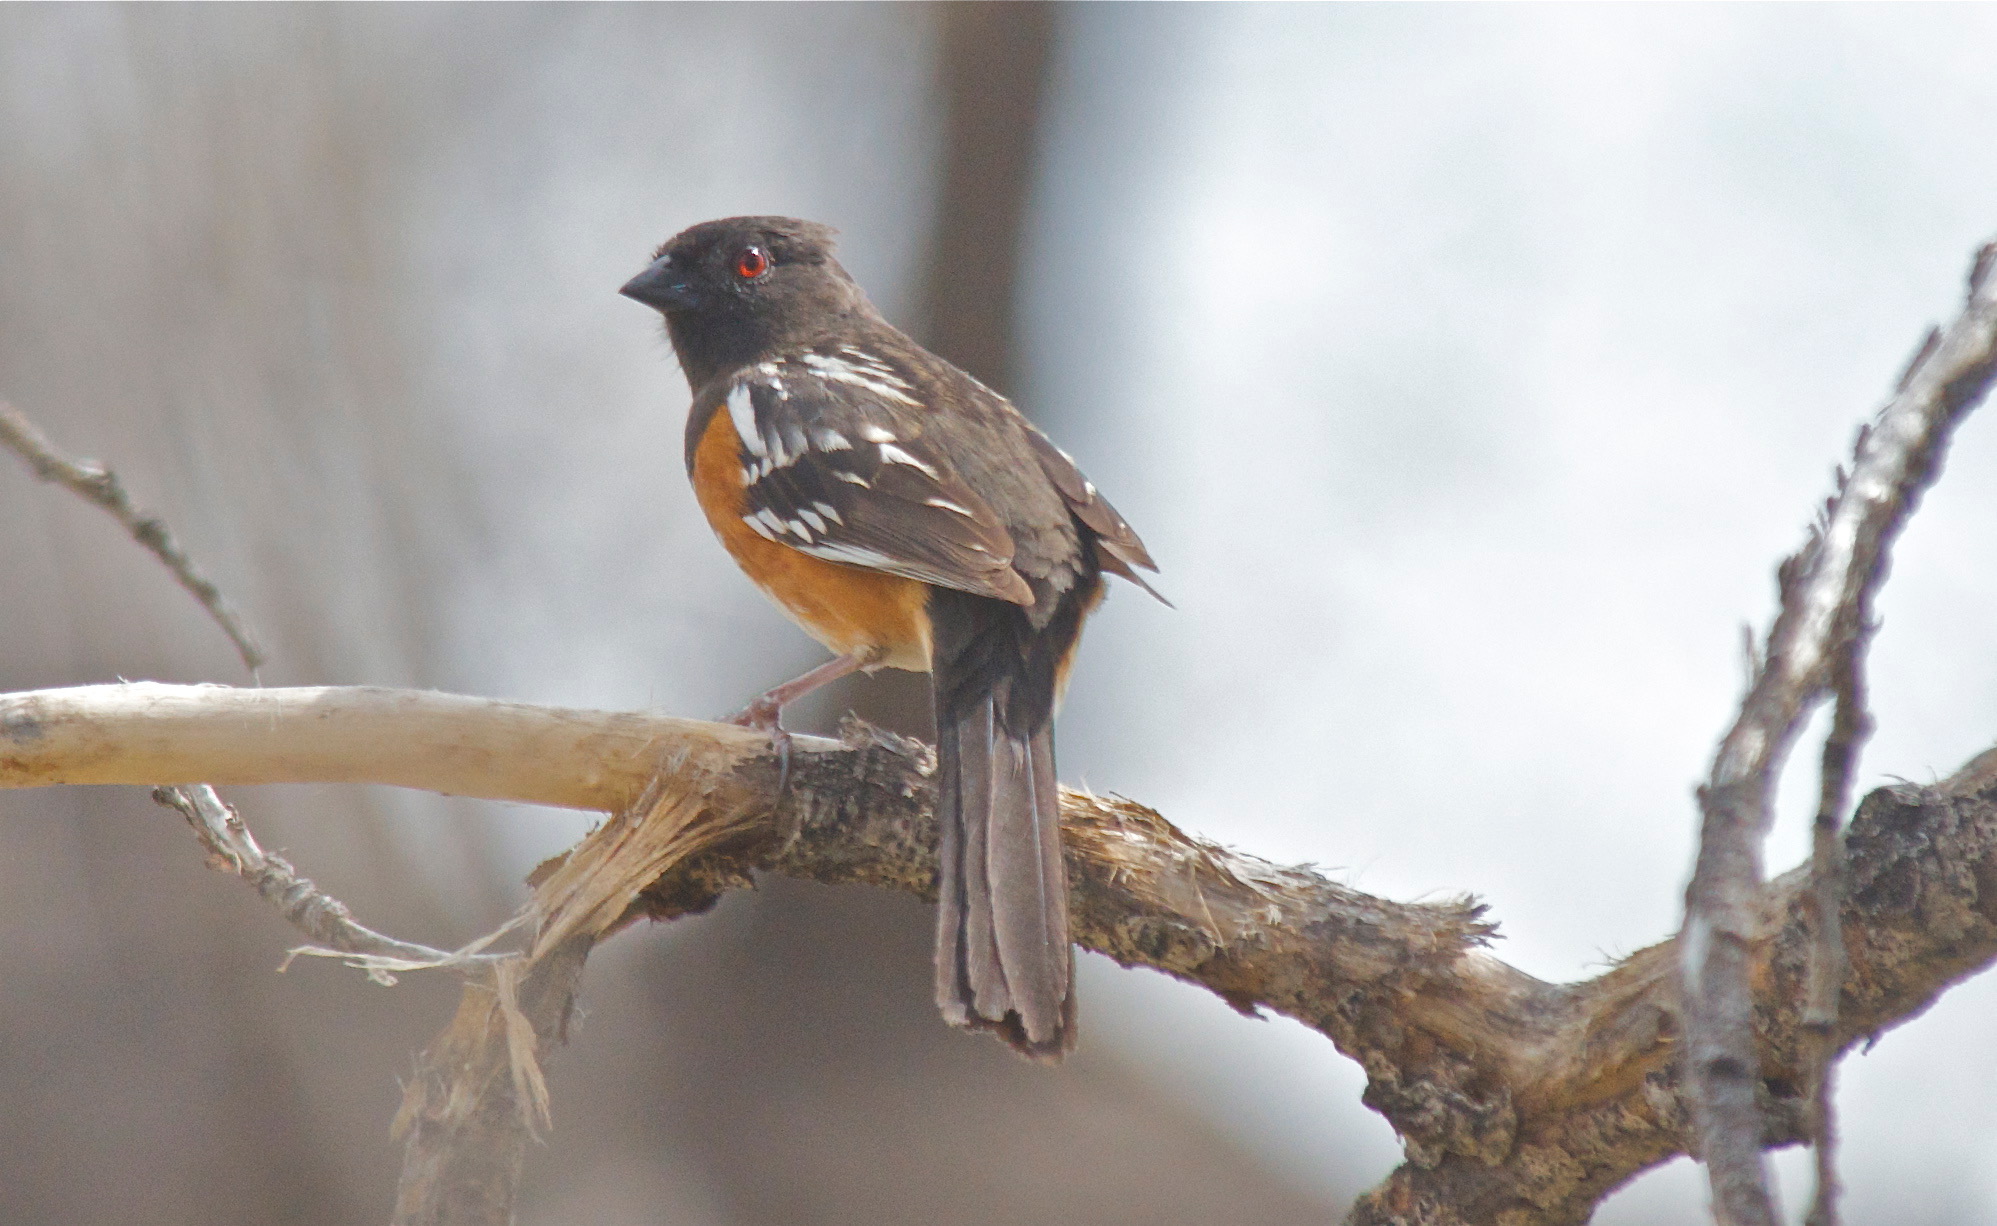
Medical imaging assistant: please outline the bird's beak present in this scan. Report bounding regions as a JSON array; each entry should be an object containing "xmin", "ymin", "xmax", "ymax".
[{"xmin": 619, "ymin": 257, "xmax": 697, "ymax": 312}]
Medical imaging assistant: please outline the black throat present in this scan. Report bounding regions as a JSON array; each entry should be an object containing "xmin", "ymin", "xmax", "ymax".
[{"xmin": 663, "ymin": 275, "xmax": 879, "ymax": 394}]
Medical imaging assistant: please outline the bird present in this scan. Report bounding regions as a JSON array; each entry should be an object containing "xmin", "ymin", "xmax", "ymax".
[{"xmin": 620, "ymin": 216, "xmax": 1161, "ymax": 1059}]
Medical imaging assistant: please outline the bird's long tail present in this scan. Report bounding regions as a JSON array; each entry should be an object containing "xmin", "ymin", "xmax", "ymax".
[{"xmin": 929, "ymin": 588, "xmax": 1075, "ymax": 1060}]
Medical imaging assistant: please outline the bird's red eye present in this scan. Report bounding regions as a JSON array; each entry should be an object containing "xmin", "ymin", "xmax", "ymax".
[{"xmin": 735, "ymin": 246, "xmax": 770, "ymax": 279}]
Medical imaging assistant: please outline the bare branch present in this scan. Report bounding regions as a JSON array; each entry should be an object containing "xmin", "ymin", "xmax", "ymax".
[
  {"xmin": 144, "ymin": 776, "xmax": 594, "ymax": 1222},
  {"xmin": 1680, "ymin": 240, "xmax": 1997, "ymax": 1224},
  {"xmin": 0, "ymin": 682, "xmax": 773, "ymax": 810},
  {"xmin": 0, "ymin": 400, "xmax": 265, "ymax": 672},
  {"xmin": 151, "ymin": 783, "xmax": 500, "ymax": 981},
  {"xmin": 13, "ymin": 682, "xmax": 1997, "ymax": 1221},
  {"xmin": 1807, "ymin": 644, "xmax": 1869, "ymax": 1028},
  {"xmin": 143, "ymin": 747, "xmax": 774, "ymax": 1225},
  {"xmin": 1804, "ymin": 1056, "xmax": 1842, "ymax": 1226},
  {"xmin": 1800, "ymin": 627, "xmax": 1870, "ymax": 1226}
]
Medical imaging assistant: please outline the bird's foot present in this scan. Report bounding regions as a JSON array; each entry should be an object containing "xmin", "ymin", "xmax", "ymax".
[
  {"xmin": 723, "ymin": 698, "xmax": 793, "ymax": 797},
  {"xmin": 723, "ymin": 694, "xmax": 784, "ymax": 732}
]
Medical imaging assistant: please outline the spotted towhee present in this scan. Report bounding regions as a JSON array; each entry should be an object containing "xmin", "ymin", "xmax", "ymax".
[{"xmin": 620, "ymin": 216, "xmax": 1161, "ymax": 1059}]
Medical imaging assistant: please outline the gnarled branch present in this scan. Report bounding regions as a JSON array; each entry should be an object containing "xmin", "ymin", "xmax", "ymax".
[{"xmin": 7, "ymin": 681, "xmax": 1997, "ymax": 1223}]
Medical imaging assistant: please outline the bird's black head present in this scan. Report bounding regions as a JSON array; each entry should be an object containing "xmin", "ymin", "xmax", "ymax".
[{"xmin": 620, "ymin": 216, "xmax": 874, "ymax": 391}]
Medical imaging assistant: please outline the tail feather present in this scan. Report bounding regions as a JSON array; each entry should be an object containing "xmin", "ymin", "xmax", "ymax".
[
  {"xmin": 931, "ymin": 591, "xmax": 1077, "ymax": 1060},
  {"xmin": 934, "ymin": 724, "xmax": 969, "ymax": 1026},
  {"xmin": 957, "ymin": 699, "xmax": 1009, "ymax": 1018},
  {"xmin": 983, "ymin": 715, "xmax": 1068, "ymax": 1040}
]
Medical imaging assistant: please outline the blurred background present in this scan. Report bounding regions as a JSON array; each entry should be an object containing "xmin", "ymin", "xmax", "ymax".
[{"xmin": 3, "ymin": 5, "xmax": 1997, "ymax": 1223}]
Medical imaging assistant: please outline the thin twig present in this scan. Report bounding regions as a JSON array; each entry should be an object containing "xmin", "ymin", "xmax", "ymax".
[
  {"xmin": 151, "ymin": 784, "xmax": 508, "ymax": 982},
  {"xmin": 1807, "ymin": 639, "xmax": 1869, "ymax": 1029},
  {"xmin": 1680, "ymin": 239, "xmax": 1997, "ymax": 1225},
  {"xmin": 149, "ymin": 778, "xmax": 683, "ymax": 1225},
  {"xmin": 1800, "ymin": 618, "xmax": 1871, "ymax": 1226},
  {"xmin": 0, "ymin": 400, "xmax": 264, "ymax": 671},
  {"xmin": 1805, "ymin": 1055, "xmax": 1843, "ymax": 1226}
]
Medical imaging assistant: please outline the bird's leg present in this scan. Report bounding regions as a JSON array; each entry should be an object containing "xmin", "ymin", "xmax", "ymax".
[
  {"xmin": 724, "ymin": 653, "xmax": 867, "ymax": 730},
  {"xmin": 724, "ymin": 653, "xmax": 869, "ymax": 800}
]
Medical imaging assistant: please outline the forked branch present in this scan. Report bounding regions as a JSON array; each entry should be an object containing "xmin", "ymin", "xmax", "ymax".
[{"xmin": 1680, "ymin": 241, "xmax": 1997, "ymax": 1224}]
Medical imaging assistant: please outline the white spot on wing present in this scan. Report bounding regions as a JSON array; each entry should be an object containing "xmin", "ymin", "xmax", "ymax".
[
  {"xmin": 877, "ymin": 443, "xmax": 939, "ymax": 478},
  {"xmin": 812, "ymin": 428, "xmax": 852, "ymax": 450},
  {"xmin": 797, "ymin": 541, "xmax": 898, "ymax": 569},
  {"xmin": 833, "ymin": 471, "xmax": 871, "ymax": 487},
  {"xmin": 925, "ymin": 497, "xmax": 975, "ymax": 516},
  {"xmin": 799, "ymin": 351, "xmax": 921, "ymax": 406},
  {"xmin": 797, "ymin": 506, "xmax": 827, "ymax": 533},
  {"xmin": 742, "ymin": 513, "xmax": 777, "ymax": 541},
  {"xmin": 812, "ymin": 500, "xmax": 843, "ymax": 524},
  {"xmin": 859, "ymin": 423, "xmax": 896, "ymax": 443},
  {"xmin": 839, "ymin": 346, "xmax": 915, "ymax": 386},
  {"xmin": 726, "ymin": 382, "xmax": 765, "ymax": 457}
]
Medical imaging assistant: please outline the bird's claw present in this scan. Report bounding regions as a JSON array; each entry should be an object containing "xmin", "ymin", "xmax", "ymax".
[
  {"xmin": 723, "ymin": 700, "xmax": 793, "ymax": 797},
  {"xmin": 724, "ymin": 696, "xmax": 783, "ymax": 731}
]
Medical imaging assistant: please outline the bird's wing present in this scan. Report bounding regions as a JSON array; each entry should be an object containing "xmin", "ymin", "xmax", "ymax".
[
  {"xmin": 1018, "ymin": 426, "xmax": 1169, "ymax": 605},
  {"xmin": 713, "ymin": 346, "xmax": 1033, "ymax": 606}
]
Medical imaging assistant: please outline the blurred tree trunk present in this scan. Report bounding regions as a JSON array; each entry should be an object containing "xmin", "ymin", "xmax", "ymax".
[
  {"xmin": 838, "ymin": 0, "xmax": 1058, "ymax": 740},
  {"xmin": 915, "ymin": 0, "xmax": 1056, "ymax": 394}
]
